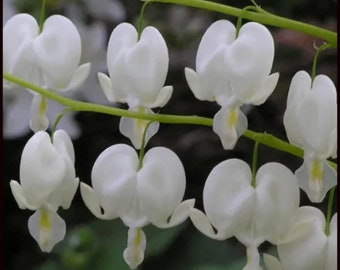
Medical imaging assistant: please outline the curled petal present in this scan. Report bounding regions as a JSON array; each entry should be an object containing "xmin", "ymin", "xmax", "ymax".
[
  {"xmin": 189, "ymin": 208, "xmax": 225, "ymax": 240},
  {"xmin": 28, "ymin": 208, "xmax": 66, "ymax": 252},
  {"xmin": 153, "ymin": 199, "xmax": 195, "ymax": 229},
  {"xmin": 325, "ymin": 213, "xmax": 337, "ymax": 270},
  {"xmin": 10, "ymin": 180, "xmax": 37, "ymax": 210},
  {"xmin": 213, "ymin": 106, "xmax": 248, "ymax": 150},
  {"xmin": 138, "ymin": 147, "xmax": 186, "ymax": 226},
  {"xmin": 263, "ymin": 254, "xmax": 283, "ymax": 270},
  {"xmin": 65, "ymin": 62, "xmax": 91, "ymax": 92},
  {"xmin": 98, "ymin": 72, "xmax": 116, "ymax": 102}
]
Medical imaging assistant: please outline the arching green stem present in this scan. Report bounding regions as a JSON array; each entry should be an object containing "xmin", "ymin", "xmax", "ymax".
[
  {"xmin": 50, "ymin": 108, "xmax": 73, "ymax": 142},
  {"xmin": 2, "ymin": 72, "xmax": 337, "ymax": 171},
  {"xmin": 142, "ymin": 0, "xmax": 337, "ymax": 47},
  {"xmin": 235, "ymin": 6, "xmax": 258, "ymax": 38}
]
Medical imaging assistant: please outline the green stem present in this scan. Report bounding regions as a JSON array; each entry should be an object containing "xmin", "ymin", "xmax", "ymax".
[
  {"xmin": 137, "ymin": 1, "xmax": 152, "ymax": 39},
  {"xmin": 311, "ymin": 42, "xmax": 332, "ymax": 82},
  {"xmin": 143, "ymin": 0, "xmax": 337, "ymax": 47},
  {"xmin": 3, "ymin": 72, "xmax": 337, "ymax": 171},
  {"xmin": 251, "ymin": 139, "xmax": 260, "ymax": 187},
  {"xmin": 235, "ymin": 6, "xmax": 258, "ymax": 38},
  {"xmin": 138, "ymin": 121, "xmax": 154, "ymax": 170},
  {"xmin": 39, "ymin": 0, "xmax": 47, "ymax": 32},
  {"xmin": 325, "ymin": 186, "xmax": 336, "ymax": 236}
]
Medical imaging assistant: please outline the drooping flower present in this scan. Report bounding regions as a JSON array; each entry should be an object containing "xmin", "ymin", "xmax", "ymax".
[
  {"xmin": 98, "ymin": 23, "xmax": 173, "ymax": 149},
  {"xmin": 264, "ymin": 207, "xmax": 337, "ymax": 270},
  {"xmin": 80, "ymin": 144, "xmax": 194, "ymax": 269},
  {"xmin": 283, "ymin": 70, "xmax": 337, "ymax": 202},
  {"xmin": 3, "ymin": 13, "xmax": 90, "ymax": 133},
  {"xmin": 185, "ymin": 20, "xmax": 279, "ymax": 149},
  {"xmin": 10, "ymin": 130, "xmax": 79, "ymax": 252},
  {"xmin": 189, "ymin": 159, "xmax": 299, "ymax": 270}
]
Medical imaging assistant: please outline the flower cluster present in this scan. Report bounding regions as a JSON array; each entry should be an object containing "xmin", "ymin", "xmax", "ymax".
[{"xmin": 4, "ymin": 3, "xmax": 337, "ymax": 270}]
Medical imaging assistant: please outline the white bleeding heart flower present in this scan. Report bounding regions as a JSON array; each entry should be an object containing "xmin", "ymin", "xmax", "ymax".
[
  {"xmin": 80, "ymin": 144, "xmax": 194, "ymax": 269},
  {"xmin": 98, "ymin": 23, "xmax": 173, "ymax": 149},
  {"xmin": 3, "ymin": 13, "xmax": 90, "ymax": 134},
  {"xmin": 265, "ymin": 207, "xmax": 337, "ymax": 270},
  {"xmin": 3, "ymin": 13, "xmax": 90, "ymax": 92},
  {"xmin": 189, "ymin": 159, "xmax": 299, "ymax": 270},
  {"xmin": 10, "ymin": 130, "xmax": 79, "ymax": 252},
  {"xmin": 283, "ymin": 70, "xmax": 337, "ymax": 202},
  {"xmin": 185, "ymin": 20, "xmax": 279, "ymax": 149}
]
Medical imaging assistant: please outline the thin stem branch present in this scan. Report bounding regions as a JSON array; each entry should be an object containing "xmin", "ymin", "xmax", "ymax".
[
  {"xmin": 143, "ymin": 0, "xmax": 337, "ymax": 47},
  {"xmin": 3, "ymin": 72, "xmax": 337, "ymax": 171}
]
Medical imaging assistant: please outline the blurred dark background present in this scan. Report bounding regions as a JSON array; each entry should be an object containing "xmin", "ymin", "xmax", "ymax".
[{"xmin": 3, "ymin": 0, "xmax": 337, "ymax": 269}]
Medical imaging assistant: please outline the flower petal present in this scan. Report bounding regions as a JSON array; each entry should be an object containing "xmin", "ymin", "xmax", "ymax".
[
  {"xmin": 213, "ymin": 106, "xmax": 248, "ymax": 150},
  {"xmin": 138, "ymin": 147, "xmax": 186, "ymax": 226},
  {"xmin": 28, "ymin": 208, "xmax": 66, "ymax": 252},
  {"xmin": 98, "ymin": 72, "xmax": 116, "ymax": 102},
  {"xmin": 203, "ymin": 159, "xmax": 255, "ymax": 239},
  {"xmin": 123, "ymin": 228, "xmax": 146, "ymax": 269}
]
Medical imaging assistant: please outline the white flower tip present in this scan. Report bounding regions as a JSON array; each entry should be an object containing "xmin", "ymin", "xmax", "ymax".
[
  {"xmin": 28, "ymin": 209, "xmax": 66, "ymax": 252},
  {"xmin": 123, "ymin": 228, "xmax": 146, "ymax": 269},
  {"xmin": 98, "ymin": 72, "xmax": 116, "ymax": 102}
]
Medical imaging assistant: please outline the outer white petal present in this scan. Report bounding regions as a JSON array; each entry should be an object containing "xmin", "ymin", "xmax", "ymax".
[
  {"xmin": 20, "ymin": 131, "xmax": 66, "ymax": 207},
  {"xmin": 119, "ymin": 108, "xmax": 159, "ymax": 150},
  {"xmin": 213, "ymin": 106, "xmax": 248, "ymax": 150},
  {"xmin": 283, "ymin": 71, "xmax": 311, "ymax": 148},
  {"xmin": 33, "ymin": 15, "xmax": 82, "ymax": 90},
  {"xmin": 225, "ymin": 22, "xmax": 275, "ymax": 102},
  {"xmin": 295, "ymin": 159, "xmax": 337, "ymax": 203},
  {"xmin": 48, "ymin": 130, "xmax": 78, "ymax": 209},
  {"xmin": 123, "ymin": 228, "xmax": 146, "ymax": 270},
  {"xmin": 203, "ymin": 159, "xmax": 255, "ymax": 239},
  {"xmin": 278, "ymin": 206, "xmax": 328, "ymax": 270},
  {"xmin": 253, "ymin": 162, "xmax": 299, "ymax": 244},
  {"xmin": 184, "ymin": 67, "xmax": 210, "ymax": 101},
  {"xmin": 28, "ymin": 208, "xmax": 66, "ymax": 252},
  {"xmin": 137, "ymin": 147, "xmax": 186, "ymax": 226},
  {"xmin": 3, "ymin": 14, "xmax": 40, "ymax": 87},
  {"xmin": 296, "ymin": 74, "xmax": 336, "ymax": 157},
  {"xmin": 91, "ymin": 144, "xmax": 138, "ymax": 218},
  {"xmin": 196, "ymin": 20, "xmax": 235, "ymax": 71}
]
